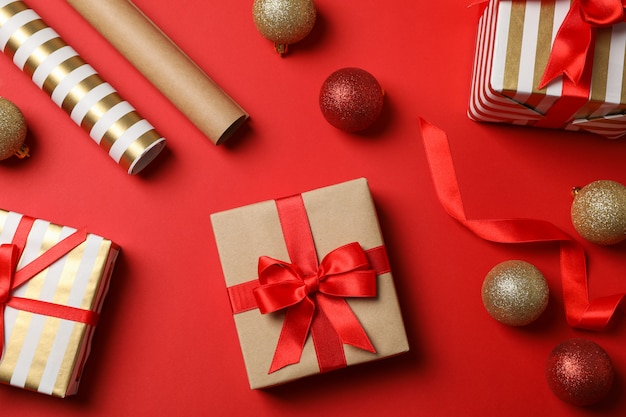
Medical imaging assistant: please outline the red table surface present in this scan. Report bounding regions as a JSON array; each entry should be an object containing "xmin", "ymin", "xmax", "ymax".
[{"xmin": 1, "ymin": 0, "xmax": 626, "ymax": 415}]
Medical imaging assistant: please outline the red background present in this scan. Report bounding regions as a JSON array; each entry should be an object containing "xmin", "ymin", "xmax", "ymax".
[{"xmin": 1, "ymin": 0, "xmax": 626, "ymax": 415}]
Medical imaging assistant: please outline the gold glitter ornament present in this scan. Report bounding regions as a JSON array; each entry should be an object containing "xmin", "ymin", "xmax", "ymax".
[
  {"xmin": 571, "ymin": 180, "xmax": 626, "ymax": 245},
  {"xmin": 0, "ymin": 98, "xmax": 29, "ymax": 160},
  {"xmin": 252, "ymin": 0, "xmax": 317, "ymax": 55},
  {"xmin": 481, "ymin": 260, "xmax": 549, "ymax": 326}
]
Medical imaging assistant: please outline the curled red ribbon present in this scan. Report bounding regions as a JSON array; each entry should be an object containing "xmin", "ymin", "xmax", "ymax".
[
  {"xmin": 538, "ymin": 0, "xmax": 626, "ymax": 89},
  {"xmin": 419, "ymin": 118, "xmax": 625, "ymax": 330},
  {"xmin": 0, "ymin": 216, "xmax": 99, "ymax": 360}
]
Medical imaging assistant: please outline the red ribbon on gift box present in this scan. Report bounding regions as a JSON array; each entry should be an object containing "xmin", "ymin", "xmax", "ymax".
[
  {"xmin": 538, "ymin": 0, "xmax": 626, "ymax": 89},
  {"xmin": 535, "ymin": 0, "xmax": 626, "ymax": 128},
  {"xmin": 0, "ymin": 216, "xmax": 99, "ymax": 360},
  {"xmin": 474, "ymin": 0, "xmax": 625, "ymax": 128},
  {"xmin": 419, "ymin": 118, "xmax": 625, "ymax": 330},
  {"xmin": 228, "ymin": 194, "xmax": 392, "ymax": 374}
]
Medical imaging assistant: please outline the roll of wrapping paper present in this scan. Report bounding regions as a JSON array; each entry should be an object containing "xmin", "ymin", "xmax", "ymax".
[
  {"xmin": 0, "ymin": 0, "xmax": 166, "ymax": 174},
  {"xmin": 67, "ymin": 0, "xmax": 249, "ymax": 145}
]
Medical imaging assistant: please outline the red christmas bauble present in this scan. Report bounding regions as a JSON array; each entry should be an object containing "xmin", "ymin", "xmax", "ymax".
[
  {"xmin": 546, "ymin": 339, "xmax": 614, "ymax": 406},
  {"xmin": 319, "ymin": 67, "xmax": 384, "ymax": 132}
]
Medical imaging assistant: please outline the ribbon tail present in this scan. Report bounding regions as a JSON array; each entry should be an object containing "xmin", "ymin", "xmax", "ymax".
[
  {"xmin": 538, "ymin": 3, "xmax": 593, "ymax": 89},
  {"xmin": 268, "ymin": 300, "xmax": 315, "ymax": 373},
  {"xmin": 318, "ymin": 295, "xmax": 375, "ymax": 353},
  {"xmin": 418, "ymin": 118, "xmax": 625, "ymax": 331}
]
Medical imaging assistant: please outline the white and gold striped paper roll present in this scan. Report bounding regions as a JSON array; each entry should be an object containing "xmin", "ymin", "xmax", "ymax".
[{"xmin": 0, "ymin": 0, "xmax": 166, "ymax": 174}]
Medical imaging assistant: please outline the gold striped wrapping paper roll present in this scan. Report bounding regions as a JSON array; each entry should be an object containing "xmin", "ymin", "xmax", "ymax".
[
  {"xmin": 468, "ymin": 0, "xmax": 626, "ymax": 139},
  {"xmin": 0, "ymin": 209, "xmax": 119, "ymax": 397},
  {"xmin": 0, "ymin": 0, "xmax": 166, "ymax": 174}
]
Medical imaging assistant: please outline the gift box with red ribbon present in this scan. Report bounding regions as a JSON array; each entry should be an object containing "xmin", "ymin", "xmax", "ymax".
[
  {"xmin": 210, "ymin": 178, "xmax": 409, "ymax": 389},
  {"xmin": 469, "ymin": 0, "xmax": 626, "ymax": 139},
  {"xmin": 0, "ymin": 209, "xmax": 119, "ymax": 397}
]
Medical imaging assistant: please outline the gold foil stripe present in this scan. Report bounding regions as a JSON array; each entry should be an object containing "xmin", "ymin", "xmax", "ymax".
[
  {"xmin": 623, "ymin": 47, "xmax": 626, "ymax": 106},
  {"xmin": 53, "ymin": 322, "xmax": 85, "ymax": 397},
  {"xmin": 23, "ymin": 223, "xmax": 64, "ymax": 299},
  {"xmin": 533, "ymin": 2, "xmax": 555, "ymax": 93},
  {"xmin": 24, "ymin": 316, "xmax": 60, "ymax": 393},
  {"xmin": 80, "ymin": 91, "xmax": 124, "ymax": 131},
  {"xmin": 591, "ymin": 28, "xmax": 611, "ymax": 103},
  {"xmin": 81, "ymin": 240, "xmax": 111, "ymax": 310},
  {"xmin": 61, "ymin": 73, "xmax": 105, "ymax": 114},
  {"xmin": 22, "ymin": 36, "xmax": 65, "ymax": 78},
  {"xmin": 118, "ymin": 129, "xmax": 162, "ymax": 172},
  {"xmin": 100, "ymin": 111, "xmax": 142, "ymax": 152},
  {"xmin": 3, "ymin": 18, "xmax": 47, "ymax": 58},
  {"xmin": 55, "ymin": 242, "xmax": 86, "ymax": 306},
  {"xmin": 0, "ymin": 310, "xmax": 32, "ymax": 384},
  {"xmin": 41, "ymin": 55, "xmax": 85, "ymax": 96},
  {"xmin": 0, "ymin": 1, "xmax": 28, "ymax": 27},
  {"xmin": 503, "ymin": 1, "xmax": 525, "ymax": 91}
]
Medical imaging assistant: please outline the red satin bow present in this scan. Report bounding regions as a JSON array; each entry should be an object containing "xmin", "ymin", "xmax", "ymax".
[
  {"xmin": 539, "ymin": 0, "xmax": 626, "ymax": 88},
  {"xmin": 0, "ymin": 217, "xmax": 99, "ymax": 360},
  {"xmin": 254, "ymin": 242, "xmax": 377, "ymax": 373}
]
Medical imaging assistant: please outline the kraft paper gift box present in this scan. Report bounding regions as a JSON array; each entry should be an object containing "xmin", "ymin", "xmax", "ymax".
[
  {"xmin": 0, "ymin": 209, "xmax": 119, "ymax": 397},
  {"xmin": 210, "ymin": 178, "xmax": 409, "ymax": 389},
  {"xmin": 468, "ymin": 0, "xmax": 626, "ymax": 139}
]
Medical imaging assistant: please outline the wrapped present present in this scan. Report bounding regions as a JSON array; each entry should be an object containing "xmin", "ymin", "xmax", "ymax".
[
  {"xmin": 468, "ymin": 0, "xmax": 626, "ymax": 139},
  {"xmin": 0, "ymin": 209, "xmax": 119, "ymax": 397},
  {"xmin": 210, "ymin": 178, "xmax": 409, "ymax": 389}
]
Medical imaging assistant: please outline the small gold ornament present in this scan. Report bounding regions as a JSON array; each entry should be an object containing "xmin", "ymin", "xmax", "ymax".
[
  {"xmin": 571, "ymin": 180, "xmax": 626, "ymax": 245},
  {"xmin": 0, "ymin": 97, "xmax": 29, "ymax": 160},
  {"xmin": 481, "ymin": 260, "xmax": 549, "ymax": 326},
  {"xmin": 252, "ymin": 0, "xmax": 317, "ymax": 55}
]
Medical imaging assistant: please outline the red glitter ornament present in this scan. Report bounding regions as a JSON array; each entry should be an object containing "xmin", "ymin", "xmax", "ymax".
[
  {"xmin": 546, "ymin": 339, "xmax": 614, "ymax": 406},
  {"xmin": 319, "ymin": 67, "xmax": 384, "ymax": 132}
]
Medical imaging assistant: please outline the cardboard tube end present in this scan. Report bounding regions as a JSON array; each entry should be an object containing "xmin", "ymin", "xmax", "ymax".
[
  {"xmin": 128, "ymin": 137, "xmax": 166, "ymax": 175},
  {"xmin": 214, "ymin": 114, "xmax": 249, "ymax": 145}
]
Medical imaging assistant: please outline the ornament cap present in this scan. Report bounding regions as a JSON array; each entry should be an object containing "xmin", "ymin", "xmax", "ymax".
[
  {"xmin": 14, "ymin": 144, "xmax": 29, "ymax": 159},
  {"xmin": 274, "ymin": 43, "xmax": 288, "ymax": 55}
]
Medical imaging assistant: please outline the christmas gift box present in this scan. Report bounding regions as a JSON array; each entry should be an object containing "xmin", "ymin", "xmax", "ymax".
[
  {"xmin": 210, "ymin": 178, "xmax": 409, "ymax": 389},
  {"xmin": 0, "ymin": 209, "xmax": 119, "ymax": 397},
  {"xmin": 468, "ymin": 0, "xmax": 626, "ymax": 139}
]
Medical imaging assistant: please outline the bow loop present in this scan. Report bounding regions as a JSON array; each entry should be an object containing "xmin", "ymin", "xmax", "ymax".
[
  {"xmin": 539, "ymin": 0, "xmax": 625, "ymax": 88},
  {"xmin": 0, "ymin": 245, "xmax": 18, "ymax": 304},
  {"xmin": 579, "ymin": 0, "xmax": 624, "ymax": 26},
  {"xmin": 254, "ymin": 243, "xmax": 377, "ymax": 314},
  {"xmin": 253, "ymin": 240, "xmax": 378, "ymax": 373}
]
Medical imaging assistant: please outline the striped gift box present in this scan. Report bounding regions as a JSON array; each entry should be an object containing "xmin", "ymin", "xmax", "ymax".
[
  {"xmin": 0, "ymin": 210, "xmax": 118, "ymax": 397},
  {"xmin": 0, "ymin": 0, "xmax": 166, "ymax": 174},
  {"xmin": 468, "ymin": 0, "xmax": 626, "ymax": 139}
]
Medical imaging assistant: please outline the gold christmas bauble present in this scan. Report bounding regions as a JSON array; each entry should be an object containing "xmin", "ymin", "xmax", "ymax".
[
  {"xmin": 481, "ymin": 260, "xmax": 549, "ymax": 326},
  {"xmin": 571, "ymin": 180, "xmax": 626, "ymax": 245},
  {"xmin": 0, "ymin": 97, "xmax": 29, "ymax": 160},
  {"xmin": 252, "ymin": 0, "xmax": 316, "ymax": 55}
]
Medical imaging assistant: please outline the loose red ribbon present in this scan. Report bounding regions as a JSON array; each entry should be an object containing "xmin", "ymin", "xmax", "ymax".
[
  {"xmin": 419, "ymin": 118, "xmax": 625, "ymax": 330},
  {"xmin": 0, "ymin": 216, "xmax": 99, "ymax": 360},
  {"xmin": 227, "ymin": 194, "xmax": 389, "ymax": 374},
  {"xmin": 538, "ymin": 0, "xmax": 626, "ymax": 89}
]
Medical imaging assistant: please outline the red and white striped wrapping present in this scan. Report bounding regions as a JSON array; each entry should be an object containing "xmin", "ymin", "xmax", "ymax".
[{"xmin": 468, "ymin": 0, "xmax": 626, "ymax": 139}]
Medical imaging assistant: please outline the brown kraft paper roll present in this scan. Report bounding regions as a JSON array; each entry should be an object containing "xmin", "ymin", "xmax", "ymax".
[{"xmin": 67, "ymin": 0, "xmax": 248, "ymax": 145}]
